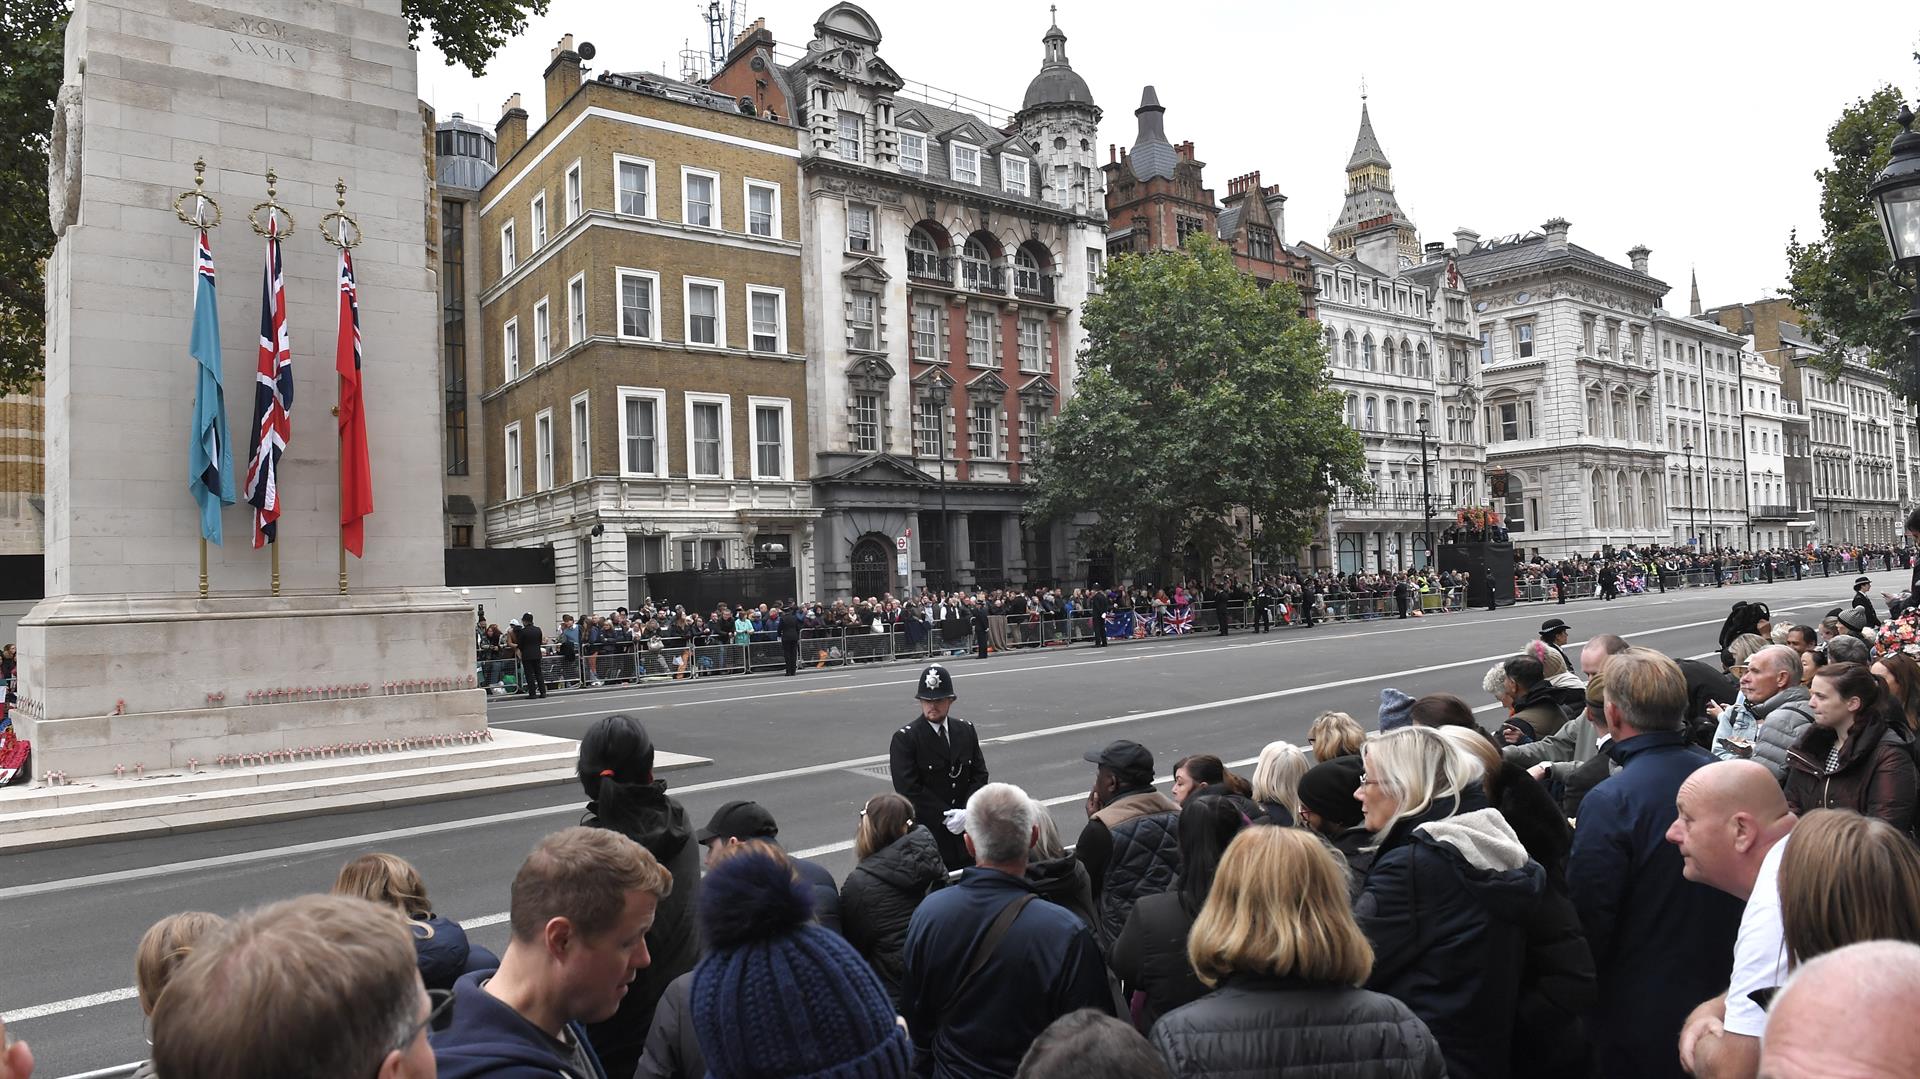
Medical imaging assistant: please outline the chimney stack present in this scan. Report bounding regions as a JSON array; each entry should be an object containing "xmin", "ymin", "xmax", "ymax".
[
  {"xmin": 1627, "ymin": 244, "xmax": 1651, "ymax": 275},
  {"xmin": 545, "ymin": 34, "xmax": 582, "ymax": 119},
  {"xmin": 1263, "ymin": 184, "xmax": 1287, "ymax": 245},
  {"xmin": 496, "ymin": 92, "xmax": 529, "ymax": 160},
  {"xmin": 1424, "ymin": 241, "xmax": 1446, "ymax": 264},
  {"xmin": 1453, "ymin": 227, "xmax": 1480, "ymax": 256},
  {"xmin": 1543, "ymin": 217, "xmax": 1571, "ymax": 252}
]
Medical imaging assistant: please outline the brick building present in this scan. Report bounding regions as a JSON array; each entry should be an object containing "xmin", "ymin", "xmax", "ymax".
[
  {"xmin": 712, "ymin": 3, "xmax": 1106, "ymax": 596},
  {"xmin": 1101, "ymin": 87, "xmax": 1315, "ymax": 313},
  {"xmin": 475, "ymin": 37, "xmax": 816, "ymax": 614}
]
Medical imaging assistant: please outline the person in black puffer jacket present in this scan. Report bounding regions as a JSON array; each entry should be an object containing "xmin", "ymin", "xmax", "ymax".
[
  {"xmin": 1027, "ymin": 800, "xmax": 1098, "ymax": 932},
  {"xmin": 1150, "ymin": 826, "xmax": 1445, "ymax": 1078},
  {"xmin": 1356, "ymin": 727, "xmax": 1547, "ymax": 1079},
  {"xmin": 1099, "ymin": 803, "xmax": 1181, "ymax": 947},
  {"xmin": 577, "ymin": 714, "xmax": 702, "ymax": 1079},
  {"xmin": 1113, "ymin": 796, "xmax": 1249, "ymax": 1032},
  {"xmin": 839, "ymin": 792, "xmax": 947, "ymax": 1009},
  {"xmin": 331, "ymin": 852, "xmax": 499, "ymax": 991}
]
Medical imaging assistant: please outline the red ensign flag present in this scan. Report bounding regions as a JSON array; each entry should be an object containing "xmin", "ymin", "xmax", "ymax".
[{"xmin": 336, "ymin": 247, "xmax": 373, "ymax": 556}]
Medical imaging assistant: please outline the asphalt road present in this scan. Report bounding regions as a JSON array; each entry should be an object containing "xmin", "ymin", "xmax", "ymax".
[{"xmin": 0, "ymin": 570, "xmax": 1890, "ymax": 1076}]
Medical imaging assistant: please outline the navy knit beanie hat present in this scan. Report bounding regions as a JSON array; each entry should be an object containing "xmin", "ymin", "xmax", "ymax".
[
  {"xmin": 1378, "ymin": 687, "xmax": 1416, "ymax": 731},
  {"xmin": 690, "ymin": 847, "xmax": 911, "ymax": 1079}
]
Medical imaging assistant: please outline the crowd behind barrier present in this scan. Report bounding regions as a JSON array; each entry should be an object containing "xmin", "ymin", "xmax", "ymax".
[{"xmin": 470, "ymin": 545, "xmax": 1906, "ymax": 696}]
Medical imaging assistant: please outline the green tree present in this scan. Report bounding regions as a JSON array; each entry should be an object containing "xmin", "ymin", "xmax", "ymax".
[
  {"xmin": 0, "ymin": 0, "xmax": 545, "ymax": 394},
  {"xmin": 1026, "ymin": 235, "xmax": 1367, "ymax": 582},
  {"xmin": 1784, "ymin": 78, "xmax": 1914, "ymax": 389}
]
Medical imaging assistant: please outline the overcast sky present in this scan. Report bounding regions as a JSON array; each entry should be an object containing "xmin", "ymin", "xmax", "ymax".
[{"xmin": 418, "ymin": 0, "xmax": 1918, "ymax": 309}]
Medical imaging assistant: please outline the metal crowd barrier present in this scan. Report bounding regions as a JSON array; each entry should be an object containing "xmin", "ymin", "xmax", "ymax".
[{"xmin": 477, "ymin": 558, "xmax": 1888, "ymax": 692}]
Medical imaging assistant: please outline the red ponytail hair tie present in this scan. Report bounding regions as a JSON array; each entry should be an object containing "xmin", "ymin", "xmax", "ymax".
[{"xmin": 599, "ymin": 769, "xmax": 615, "ymax": 778}]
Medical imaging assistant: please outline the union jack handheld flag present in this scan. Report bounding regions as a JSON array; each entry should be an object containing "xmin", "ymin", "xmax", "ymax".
[{"xmin": 244, "ymin": 217, "xmax": 293, "ymax": 547}]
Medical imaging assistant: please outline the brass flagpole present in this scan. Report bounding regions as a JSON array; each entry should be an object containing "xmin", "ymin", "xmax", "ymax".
[
  {"xmin": 319, "ymin": 178, "xmax": 363, "ymax": 595},
  {"xmin": 173, "ymin": 159, "xmax": 222, "ymax": 598},
  {"xmin": 250, "ymin": 170, "xmax": 293, "ymax": 597}
]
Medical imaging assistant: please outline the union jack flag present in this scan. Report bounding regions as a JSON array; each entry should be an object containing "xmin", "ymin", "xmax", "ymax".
[
  {"xmin": 244, "ymin": 217, "xmax": 293, "ymax": 547},
  {"xmin": 1164, "ymin": 606, "xmax": 1194, "ymax": 635}
]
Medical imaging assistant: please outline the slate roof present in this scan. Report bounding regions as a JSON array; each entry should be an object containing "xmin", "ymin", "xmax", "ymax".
[
  {"xmin": 1021, "ymin": 22, "xmax": 1094, "ymax": 110},
  {"xmin": 1126, "ymin": 86, "xmax": 1178, "ymax": 182},
  {"xmin": 1216, "ymin": 205, "xmax": 1242, "ymax": 239},
  {"xmin": 1347, "ymin": 102, "xmax": 1390, "ymax": 171},
  {"xmin": 1454, "ymin": 231, "xmax": 1669, "ymax": 294},
  {"xmin": 894, "ymin": 97, "xmax": 1041, "ymax": 199}
]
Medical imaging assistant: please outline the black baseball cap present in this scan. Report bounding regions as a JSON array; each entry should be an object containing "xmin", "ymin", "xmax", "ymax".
[
  {"xmin": 697, "ymin": 800, "xmax": 779, "ymax": 844},
  {"xmin": 1084, "ymin": 739, "xmax": 1154, "ymax": 777}
]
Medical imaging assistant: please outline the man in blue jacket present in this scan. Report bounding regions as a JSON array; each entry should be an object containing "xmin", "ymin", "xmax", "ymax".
[
  {"xmin": 433, "ymin": 827, "xmax": 674, "ymax": 1079},
  {"xmin": 903, "ymin": 782, "xmax": 1114, "ymax": 1077},
  {"xmin": 1568, "ymin": 647, "xmax": 1743, "ymax": 1079}
]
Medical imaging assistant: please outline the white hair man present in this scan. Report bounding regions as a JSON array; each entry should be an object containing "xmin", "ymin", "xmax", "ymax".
[
  {"xmin": 901, "ymin": 782, "xmax": 1114, "ymax": 1076},
  {"xmin": 1734, "ymin": 645, "xmax": 1815, "ymax": 783},
  {"xmin": 1759, "ymin": 940, "xmax": 1920, "ymax": 1077}
]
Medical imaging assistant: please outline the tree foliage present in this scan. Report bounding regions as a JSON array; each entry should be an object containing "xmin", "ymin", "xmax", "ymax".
[
  {"xmin": 0, "ymin": 0, "xmax": 64, "ymax": 395},
  {"xmin": 1026, "ymin": 236, "xmax": 1368, "ymax": 581},
  {"xmin": 0, "ymin": 1, "xmax": 542, "ymax": 394},
  {"xmin": 406, "ymin": 0, "xmax": 550, "ymax": 78},
  {"xmin": 1784, "ymin": 78, "xmax": 1915, "ymax": 387}
]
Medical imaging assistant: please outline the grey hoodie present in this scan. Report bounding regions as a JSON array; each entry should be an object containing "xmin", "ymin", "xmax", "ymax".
[{"xmin": 1751, "ymin": 687, "xmax": 1815, "ymax": 783}]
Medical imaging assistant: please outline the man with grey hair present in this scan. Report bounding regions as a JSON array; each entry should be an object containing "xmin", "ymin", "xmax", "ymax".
[
  {"xmin": 903, "ymin": 782, "xmax": 1113, "ymax": 1077},
  {"xmin": 1759, "ymin": 940, "xmax": 1920, "ymax": 1077},
  {"xmin": 1825, "ymin": 633, "xmax": 1871, "ymax": 665},
  {"xmin": 1737, "ymin": 644, "xmax": 1815, "ymax": 782}
]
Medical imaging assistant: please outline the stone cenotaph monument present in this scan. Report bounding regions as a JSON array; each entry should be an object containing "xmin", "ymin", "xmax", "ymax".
[{"xmin": 16, "ymin": 0, "xmax": 499, "ymax": 781}]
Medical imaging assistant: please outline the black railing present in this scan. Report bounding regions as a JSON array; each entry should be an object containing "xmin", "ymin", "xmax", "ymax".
[
  {"xmin": 908, "ymin": 251, "xmax": 952, "ymax": 285},
  {"xmin": 1750, "ymin": 504, "xmax": 1797, "ymax": 520}
]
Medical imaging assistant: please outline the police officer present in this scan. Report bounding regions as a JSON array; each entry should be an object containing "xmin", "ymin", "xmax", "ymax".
[
  {"xmin": 889, "ymin": 663, "xmax": 989, "ymax": 870},
  {"xmin": 512, "ymin": 612, "xmax": 547, "ymax": 698}
]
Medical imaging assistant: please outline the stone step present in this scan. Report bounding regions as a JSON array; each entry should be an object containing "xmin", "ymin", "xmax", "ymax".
[{"xmin": 0, "ymin": 732, "xmax": 712, "ymax": 853}]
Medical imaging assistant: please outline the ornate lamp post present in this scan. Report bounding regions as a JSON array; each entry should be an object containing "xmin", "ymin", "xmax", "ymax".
[
  {"xmin": 1415, "ymin": 414, "xmax": 1436, "ymax": 569},
  {"xmin": 1869, "ymin": 104, "xmax": 1920, "ymax": 400},
  {"xmin": 1682, "ymin": 440, "xmax": 1700, "ymax": 548},
  {"xmin": 926, "ymin": 378, "xmax": 953, "ymax": 589}
]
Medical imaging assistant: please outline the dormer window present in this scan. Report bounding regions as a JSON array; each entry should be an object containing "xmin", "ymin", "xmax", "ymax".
[
  {"xmin": 900, "ymin": 132, "xmax": 926, "ymax": 174},
  {"xmin": 951, "ymin": 143, "xmax": 980, "ymax": 185},
  {"xmin": 1001, "ymin": 154, "xmax": 1030, "ymax": 197}
]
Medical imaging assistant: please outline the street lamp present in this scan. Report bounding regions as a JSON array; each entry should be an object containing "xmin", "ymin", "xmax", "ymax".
[
  {"xmin": 1682, "ymin": 440, "xmax": 1700, "ymax": 549},
  {"xmin": 1415, "ymin": 414, "xmax": 1435, "ymax": 569},
  {"xmin": 1869, "ymin": 103, "xmax": 1920, "ymax": 399},
  {"xmin": 926, "ymin": 378, "xmax": 953, "ymax": 589}
]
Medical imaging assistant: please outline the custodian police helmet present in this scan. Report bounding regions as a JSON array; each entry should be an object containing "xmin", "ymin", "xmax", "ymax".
[{"xmin": 915, "ymin": 663, "xmax": 956, "ymax": 701}]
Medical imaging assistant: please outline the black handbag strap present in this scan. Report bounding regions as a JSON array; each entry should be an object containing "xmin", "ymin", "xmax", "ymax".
[{"xmin": 950, "ymin": 894, "xmax": 1037, "ymax": 1008}]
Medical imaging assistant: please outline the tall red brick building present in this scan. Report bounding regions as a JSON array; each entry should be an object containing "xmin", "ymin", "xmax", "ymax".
[{"xmin": 1101, "ymin": 87, "xmax": 1315, "ymax": 315}]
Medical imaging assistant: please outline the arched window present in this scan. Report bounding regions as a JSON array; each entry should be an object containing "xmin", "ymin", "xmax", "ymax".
[
  {"xmin": 1385, "ymin": 399, "xmax": 1399, "ymax": 431},
  {"xmin": 1346, "ymin": 394, "xmax": 1360, "ymax": 428},
  {"xmin": 1591, "ymin": 469, "xmax": 1608, "ymax": 528},
  {"xmin": 1343, "ymin": 332, "xmax": 1357, "ymax": 367},
  {"xmin": 1013, "ymin": 247, "xmax": 1042, "ymax": 295},
  {"xmin": 961, "ymin": 236, "xmax": 993, "ymax": 291},
  {"xmin": 1641, "ymin": 473, "xmax": 1658, "ymax": 526},
  {"xmin": 907, "ymin": 226, "xmax": 942, "ymax": 279},
  {"xmin": 1616, "ymin": 470, "xmax": 1633, "ymax": 529},
  {"xmin": 1400, "ymin": 339, "xmax": 1414, "ymax": 374},
  {"xmin": 1325, "ymin": 327, "xmax": 1338, "ymax": 362},
  {"xmin": 1416, "ymin": 343, "xmax": 1430, "ymax": 378},
  {"xmin": 1364, "ymin": 397, "xmax": 1378, "ymax": 430},
  {"xmin": 1503, "ymin": 474, "xmax": 1526, "ymax": 531},
  {"xmin": 1362, "ymin": 335, "xmax": 1376, "ymax": 371},
  {"xmin": 1611, "ymin": 393, "xmax": 1628, "ymax": 439}
]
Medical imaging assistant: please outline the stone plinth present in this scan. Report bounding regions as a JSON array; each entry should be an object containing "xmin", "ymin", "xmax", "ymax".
[{"xmin": 21, "ymin": 0, "xmax": 486, "ymax": 779}]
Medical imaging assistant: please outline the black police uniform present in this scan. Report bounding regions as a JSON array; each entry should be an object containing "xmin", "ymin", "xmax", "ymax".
[
  {"xmin": 889, "ymin": 664, "xmax": 989, "ymax": 870},
  {"xmin": 512, "ymin": 618, "xmax": 547, "ymax": 698}
]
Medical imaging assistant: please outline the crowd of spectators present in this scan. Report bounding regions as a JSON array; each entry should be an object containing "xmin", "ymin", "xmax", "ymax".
[{"xmin": 15, "ymin": 550, "xmax": 1920, "ymax": 1079}]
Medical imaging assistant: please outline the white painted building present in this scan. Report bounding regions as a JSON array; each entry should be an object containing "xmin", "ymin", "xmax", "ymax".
[
  {"xmin": 1738, "ymin": 346, "xmax": 1795, "ymax": 550},
  {"xmin": 1453, "ymin": 220, "xmax": 1668, "ymax": 557},
  {"xmin": 1654, "ymin": 310, "xmax": 1751, "ymax": 549}
]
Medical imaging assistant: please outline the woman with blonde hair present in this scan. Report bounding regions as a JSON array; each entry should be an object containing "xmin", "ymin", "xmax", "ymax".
[
  {"xmin": 1027, "ymin": 798, "xmax": 1097, "ymax": 932},
  {"xmin": 1308, "ymin": 711, "xmax": 1365, "ymax": 762},
  {"xmin": 332, "ymin": 851, "xmax": 497, "ymax": 991},
  {"xmin": 1250, "ymin": 741, "xmax": 1310, "ymax": 826},
  {"xmin": 1778, "ymin": 808, "xmax": 1920, "ymax": 966},
  {"xmin": 131, "ymin": 911, "xmax": 228, "ymax": 1079},
  {"xmin": 1354, "ymin": 726, "xmax": 1551, "ymax": 1079},
  {"xmin": 1149, "ymin": 827, "xmax": 1445, "ymax": 1077},
  {"xmin": 838, "ymin": 792, "xmax": 946, "ymax": 1008}
]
